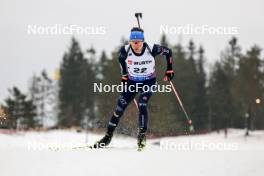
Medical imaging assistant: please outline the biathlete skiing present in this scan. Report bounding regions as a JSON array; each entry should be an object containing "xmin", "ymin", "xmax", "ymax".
[{"xmin": 92, "ymin": 13, "xmax": 175, "ymax": 151}]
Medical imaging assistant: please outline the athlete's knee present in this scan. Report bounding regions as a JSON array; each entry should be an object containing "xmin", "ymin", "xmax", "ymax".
[
  {"xmin": 114, "ymin": 105, "xmax": 124, "ymax": 117},
  {"xmin": 118, "ymin": 95, "xmax": 128, "ymax": 107},
  {"xmin": 138, "ymin": 99, "xmax": 148, "ymax": 113}
]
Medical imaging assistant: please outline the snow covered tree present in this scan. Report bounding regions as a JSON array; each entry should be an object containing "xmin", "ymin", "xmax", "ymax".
[{"xmin": 29, "ymin": 70, "xmax": 56, "ymax": 128}]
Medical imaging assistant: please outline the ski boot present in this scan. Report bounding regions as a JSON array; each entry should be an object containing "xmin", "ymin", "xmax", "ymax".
[
  {"xmin": 91, "ymin": 132, "xmax": 113, "ymax": 149},
  {"xmin": 137, "ymin": 132, "xmax": 146, "ymax": 151}
]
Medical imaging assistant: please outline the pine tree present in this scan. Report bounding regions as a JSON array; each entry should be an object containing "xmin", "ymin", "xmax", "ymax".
[
  {"xmin": 58, "ymin": 38, "xmax": 90, "ymax": 127},
  {"xmin": 208, "ymin": 37, "xmax": 242, "ymax": 131},
  {"xmin": 84, "ymin": 46, "xmax": 97, "ymax": 129},
  {"xmin": 208, "ymin": 62, "xmax": 229, "ymax": 130},
  {"xmin": 2, "ymin": 87, "xmax": 37, "ymax": 129},
  {"xmin": 195, "ymin": 46, "xmax": 208, "ymax": 130},
  {"xmin": 94, "ymin": 51, "xmax": 112, "ymax": 128},
  {"xmin": 233, "ymin": 45, "xmax": 264, "ymax": 129},
  {"xmin": 29, "ymin": 70, "xmax": 54, "ymax": 127},
  {"xmin": 221, "ymin": 37, "xmax": 241, "ymax": 128}
]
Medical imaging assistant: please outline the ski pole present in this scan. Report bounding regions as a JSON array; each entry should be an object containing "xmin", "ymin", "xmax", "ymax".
[
  {"xmin": 169, "ymin": 81, "xmax": 194, "ymax": 132},
  {"xmin": 133, "ymin": 99, "xmax": 139, "ymax": 111}
]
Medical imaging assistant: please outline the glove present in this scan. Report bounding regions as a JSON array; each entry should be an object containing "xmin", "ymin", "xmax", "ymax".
[
  {"xmin": 121, "ymin": 75, "xmax": 128, "ymax": 84},
  {"xmin": 163, "ymin": 70, "xmax": 174, "ymax": 81}
]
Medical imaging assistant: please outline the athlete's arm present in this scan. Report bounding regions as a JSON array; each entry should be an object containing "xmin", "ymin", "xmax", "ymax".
[
  {"xmin": 152, "ymin": 44, "xmax": 173, "ymax": 71},
  {"xmin": 118, "ymin": 46, "xmax": 128, "ymax": 82},
  {"xmin": 152, "ymin": 44, "xmax": 174, "ymax": 81}
]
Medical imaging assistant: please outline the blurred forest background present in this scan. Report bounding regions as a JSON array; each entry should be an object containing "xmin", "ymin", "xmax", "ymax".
[{"xmin": 0, "ymin": 35, "xmax": 263, "ymax": 136}]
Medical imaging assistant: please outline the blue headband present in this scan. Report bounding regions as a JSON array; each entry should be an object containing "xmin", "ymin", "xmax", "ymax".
[{"xmin": 130, "ymin": 31, "xmax": 144, "ymax": 41}]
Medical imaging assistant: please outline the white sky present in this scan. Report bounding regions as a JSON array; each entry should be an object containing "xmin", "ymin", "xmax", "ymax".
[{"xmin": 0, "ymin": 0, "xmax": 264, "ymax": 102}]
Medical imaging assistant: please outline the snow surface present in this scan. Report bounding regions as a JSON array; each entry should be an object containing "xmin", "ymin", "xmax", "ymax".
[{"xmin": 0, "ymin": 129, "xmax": 264, "ymax": 176}]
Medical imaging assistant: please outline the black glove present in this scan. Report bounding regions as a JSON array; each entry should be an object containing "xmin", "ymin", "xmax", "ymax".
[{"xmin": 163, "ymin": 70, "xmax": 174, "ymax": 81}]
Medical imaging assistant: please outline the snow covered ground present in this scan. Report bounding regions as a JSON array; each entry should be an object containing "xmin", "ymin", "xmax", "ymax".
[{"xmin": 0, "ymin": 129, "xmax": 264, "ymax": 176}]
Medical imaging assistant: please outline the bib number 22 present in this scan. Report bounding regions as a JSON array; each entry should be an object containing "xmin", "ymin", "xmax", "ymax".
[{"xmin": 133, "ymin": 67, "xmax": 147, "ymax": 73}]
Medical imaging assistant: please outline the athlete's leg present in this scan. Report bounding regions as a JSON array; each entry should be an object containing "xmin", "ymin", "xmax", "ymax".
[
  {"xmin": 93, "ymin": 87, "xmax": 137, "ymax": 148},
  {"xmin": 138, "ymin": 91, "xmax": 153, "ymax": 133},
  {"xmin": 136, "ymin": 79, "xmax": 156, "ymax": 150},
  {"xmin": 136, "ymin": 90, "xmax": 153, "ymax": 151},
  {"xmin": 106, "ymin": 89, "xmax": 137, "ymax": 135}
]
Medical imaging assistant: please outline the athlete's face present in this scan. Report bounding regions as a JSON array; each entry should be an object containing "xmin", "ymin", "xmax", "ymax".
[{"xmin": 130, "ymin": 41, "xmax": 144, "ymax": 53}]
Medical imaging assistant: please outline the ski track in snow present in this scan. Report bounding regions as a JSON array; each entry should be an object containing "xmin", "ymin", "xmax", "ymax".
[{"xmin": 0, "ymin": 129, "xmax": 264, "ymax": 176}]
